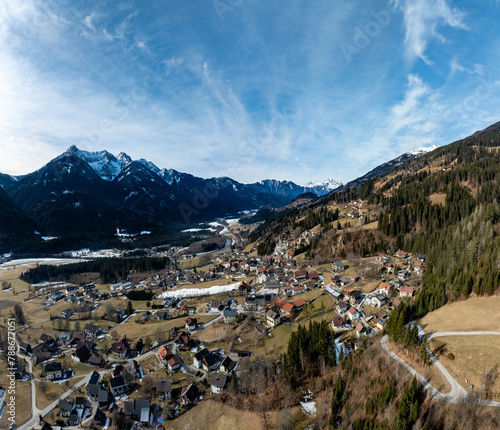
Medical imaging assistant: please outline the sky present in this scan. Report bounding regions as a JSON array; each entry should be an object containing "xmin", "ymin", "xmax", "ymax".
[{"xmin": 0, "ymin": 0, "xmax": 500, "ymax": 185}]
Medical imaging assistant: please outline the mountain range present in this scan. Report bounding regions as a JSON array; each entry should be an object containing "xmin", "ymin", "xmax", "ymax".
[{"xmin": 0, "ymin": 143, "xmax": 438, "ymax": 253}]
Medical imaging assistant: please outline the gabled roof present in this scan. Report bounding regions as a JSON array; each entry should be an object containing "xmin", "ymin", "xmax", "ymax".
[
  {"xmin": 210, "ymin": 373, "xmax": 229, "ymax": 389},
  {"xmin": 59, "ymin": 399, "xmax": 73, "ymax": 412},
  {"xmin": 180, "ymin": 384, "xmax": 199, "ymax": 403},
  {"xmin": 220, "ymin": 356, "xmax": 236, "ymax": 373},
  {"xmin": 88, "ymin": 370, "xmax": 100, "ymax": 385},
  {"xmin": 110, "ymin": 375, "xmax": 127, "ymax": 389},
  {"xmin": 156, "ymin": 379, "xmax": 172, "ymax": 393},
  {"xmin": 44, "ymin": 361, "xmax": 62, "ymax": 373}
]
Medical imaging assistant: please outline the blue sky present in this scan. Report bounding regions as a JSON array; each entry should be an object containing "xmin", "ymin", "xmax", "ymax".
[{"xmin": 0, "ymin": 0, "xmax": 499, "ymax": 185}]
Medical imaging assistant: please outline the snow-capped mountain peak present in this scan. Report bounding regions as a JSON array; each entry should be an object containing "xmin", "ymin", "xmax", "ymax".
[
  {"xmin": 304, "ymin": 178, "xmax": 342, "ymax": 194},
  {"xmin": 405, "ymin": 145, "xmax": 439, "ymax": 156}
]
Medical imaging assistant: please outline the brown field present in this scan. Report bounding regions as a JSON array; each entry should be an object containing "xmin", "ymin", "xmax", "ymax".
[
  {"xmin": 166, "ymin": 399, "xmax": 299, "ymax": 430},
  {"xmin": 35, "ymin": 376, "xmax": 85, "ymax": 410},
  {"xmin": 190, "ymin": 319, "xmax": 236, "ymax": 343},
  {"xmin": 429, "ymin": 335, "xmax": 500, "ymax": 400},
  {"xmin": 428, "ymin": 193, "xmax": 447, "ymax": 206},
  {"xmin": 420, "ymin": 296, "xmax": 500, "ymax": 333},
  {"xmin": 0, "ymin": 361, "xmax": 32, "ymax": 429},
  {"xmin": 361, "ymin": 220, "xmax": 378, "ymax": 230},
  {"xmin": 117, "ymin": 313, "xmax": 217, "ymax": 343}
]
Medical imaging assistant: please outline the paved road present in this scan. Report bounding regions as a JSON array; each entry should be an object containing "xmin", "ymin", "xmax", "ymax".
[{"xmin": 381, "ymin": 332, "xmax": 500, "ymax": 407}]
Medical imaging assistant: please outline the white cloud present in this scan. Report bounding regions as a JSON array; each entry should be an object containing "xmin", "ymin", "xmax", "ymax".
[{"xmin": 393, "ymin": 0, "xmax": 467, "ymax": 64}]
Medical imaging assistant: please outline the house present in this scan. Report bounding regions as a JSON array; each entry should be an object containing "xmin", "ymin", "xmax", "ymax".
[
  {"xmin": 58, "ymin": 332, "xmax": 72, "ymax": 346},
  {"xmin": 202, "ymin": 352, "xmax": 219, "ymax": 372},
  {"xmin": 88, "ymin": 355, "xmax": 104, "ymax": 367},
  {"xmin": 210, "ymin": 300, "xmax": 221, "ymax": 313},
  {"xmin": 180, "ymin": 384, "xmax": 200, "ymax": 405},
  {"xmin": 229, "ymin": 350, "xmax": 253, "ymax": 360},
  {"xmin": 67, "ymin": 410, "xmax": 80, "ymax": 426},
  {"xmin": 124, "ymin": 398, "xmax": 150, "ymax": 425},
  {"xmin": 166, "ymin": 355, "xmax": 181, "ymax": 372},
  {"xmin": 73, "ymin": 341, "xmax": 93, "ymax": 363},
  {"xmin": 331, "ymin": 316, "xmax": 346, "ymax": 331},
  {"xmin": 266, "ymin": 309, "xmax": 281, "ymax": 328},
  {"xmin": 185, "ymin": 317, "xmax": 198, "ymax": 331},
  {"xmin": 377, "ymin": 282, "xmax": 393, "ymax": 296},
  {"xmin": 294, "ymin": 270, "xmax": 308, "ymax": 280},
  {"xmin": 347, "ymin": 307, "xmax": 361, "ymax": 321},
  {"xmin": 65, "ymin": 285, "xmax": 79, "ymax": 295},
  {"xmin": 376, "ymin": 254, "xmax": 391, "ymax": 263},
  {"xmin": 45, "ymin": 362, "xmax": 63, "ymax": 380},
  {"xmin": 370, "ymin": 294, "xmax": 389, "ymax": 308},
  {"xmin": 156, "ymin": 379, "xmax": 172, "ymax": 400},
  {"xmin": 110, "ymin": 342, "xmax": 128, "ymax": 359},
  {"xmin": 400, "ymin": 286, "xmax": 415, "ymax": 297},
  {"xmin": 130, "ymin": 360, "xmax": 142, "ymax": 379},
  {"xmin": 88, "ymin": 385, "xmax": 109, "ymax": 406},
  {"xmin": 59, "ymin": 399, "xmax": 74, "ymax": 417},
  {"xmin": 352, "ymin": 275, "xmax": 361, "ymax": 283},
  {"xmin": 174, "ymin": 331, "xmax": 192, "ymax": 348},
  {"xmin": 333, "ymin": 261, "xmax": 345, "ymax": 272},
  {"xmin": 12, "ymin": 363, "xmax": 26, "ymax": 380},
  {"xmin": 93, "ymin": 408, "xmax": 107, "ymax": 427},
  {"xmin": 39, "ymin": 333, "xmax": 53, "ymax": 344},
  {"xmin": 178, "ymin": 304, "xmax": 189, "ymax": 315},
  {"xmin": 395, "ymin": 250, "xmax": 409, "ymax": 259},
  {"xmin": 158, "ymin": 345, "xmax": 173, "ymax": 362},
  {"xmin": 110, "ymin": 375, "xmax": 128, "ymax": 396},
  {"xmin": 61, "ymin": 309, "xmax": 74, "ymax": 319},
  {"xmin": 84, "ymin": 323, "xmax": 101, "ymax": 338},
  {"xmin": 238, "ymin": 281, "xmax": 252, "ymax": 295},
  {"xmin": 88, "ymin": 370, "xmax": 100, "ymax": 386},
  {"xmin": 326, "ymin": 286, "xmax": 342, "ymax": 300},
  {"xmin": 220, "ymin": 356, "xmax": 237, "ymax": 374},
  {"xmin": 309, "ymin": 270, "xmax": 320, "ymax": 281},
  {"xmin": 133, "ymin": 339, "xmax": 144, "ymax": 355},
  {"xmin": 337, "ymin": 302, "xmax": 350, "ymax": 315},
  {"xmin": 210, "ymin": 373, "xmax": 229, "ymax": 394},
  {"xmin": 274, "ymin": 298, "xmax": 295, "ymax": 315},
  {"xmin": 223, "ymin": 309, "xmax": 238, "ymax": 323},
  {"xmin": 355, "ymin": 322, "xmax": 367, "ymax": 338},
  {"xmin": 193, "ymin": 348, "xmax": 209, "ymax": 368},
  {"xmin": 292, "ymin": 298, "xmax": 307, "ymax": 311},
  {"xmin": 18, "ymin": 341, "xmax": 32, "ymax": 355},
  {"xmin": 157, "ymin": 311, "xmax": 170, "ymax": 320},
  {"xmin": 377, "ymin": 315, "xmax": 388, "ymax": 331}
]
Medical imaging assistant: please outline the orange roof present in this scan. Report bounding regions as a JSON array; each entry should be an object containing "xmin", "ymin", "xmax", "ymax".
[
  {"xmin": 293, "ymin": 298, "xmax": 306, "ymax": 307},
  {"xmin": 158, "ymin": 345, "xmax": 172, "ymax": 361},
  {"xmin": 379, "ymin": 282, "xmax": 391, "ymax": 291}
]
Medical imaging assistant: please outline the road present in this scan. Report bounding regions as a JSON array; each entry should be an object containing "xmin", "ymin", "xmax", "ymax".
[{"xmin": 381, "ymin": 332, "xmax": 500, "ymax": 407}]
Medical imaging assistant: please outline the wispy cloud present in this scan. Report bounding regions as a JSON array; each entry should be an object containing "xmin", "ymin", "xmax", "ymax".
[{"xmin": 392, "ymin": 0, "xmax": 467, "ymax": 64}]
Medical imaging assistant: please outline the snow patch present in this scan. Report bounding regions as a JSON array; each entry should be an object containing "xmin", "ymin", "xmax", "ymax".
[{"xmin": 158, "ymin": 282, "xmax": 240, "ymax": 298}]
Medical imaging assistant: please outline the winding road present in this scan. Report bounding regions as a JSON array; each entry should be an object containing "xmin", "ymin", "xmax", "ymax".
[{"xmin": 381, "ymin": 332, "xmax": 500, "ymax": 407}]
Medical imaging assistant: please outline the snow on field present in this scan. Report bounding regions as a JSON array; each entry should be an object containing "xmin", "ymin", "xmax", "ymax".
[
  {"xmin": 0, "ymin": 258, "xmax": 84, "ymax": 269},
  {"xmin": 182, "ymin": 228, "xmax": 216, "ymax": 233},
  {"xmin": 300, "ymin": 401, "xmax": 317, "ymax": 417},
  {"xmin": 159, "ymin": 282, "xmax": 240, "ymax": 298}
]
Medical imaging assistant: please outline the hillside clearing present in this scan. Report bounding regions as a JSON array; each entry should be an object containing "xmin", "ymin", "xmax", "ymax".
[
  {"xmin": 429, "ymin": 335, "xmax": 500, "ymax": 400},
  {"xmin": 420, "ymin": 296, "xmax": 500, "ymax": 333}
]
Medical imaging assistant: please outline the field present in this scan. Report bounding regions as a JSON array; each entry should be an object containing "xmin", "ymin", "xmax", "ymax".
[
  {"xmin": 428, "ymin": 193, "xmax": 447, "ymax": 206},
  {"xmin": 429, "ymin": 335, "xmax": 500, "ymax": 400},
  {"xmin": 166, "ymin": 399, "xmax": 301, "ymax": 430},
  {"xmin": 0, "ymin": 362, "xmax": 32, "ymax": 429},
  {"xmin": 35, "ymin": 376, "xmax": 85, "ymax": 410},
  {"xmin": 420, "ymin": 296, "xmax": 500, "ymax": 333}
]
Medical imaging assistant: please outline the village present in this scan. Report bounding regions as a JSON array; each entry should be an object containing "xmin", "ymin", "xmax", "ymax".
[{"xmin": 0, "ymin": 210, "xmax": 425, "ymax": 430}]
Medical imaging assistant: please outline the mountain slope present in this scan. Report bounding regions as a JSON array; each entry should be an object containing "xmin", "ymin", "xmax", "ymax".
[{"xmin": 337, "ymin": 145, "xmax": 439, "ymax": 191}]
